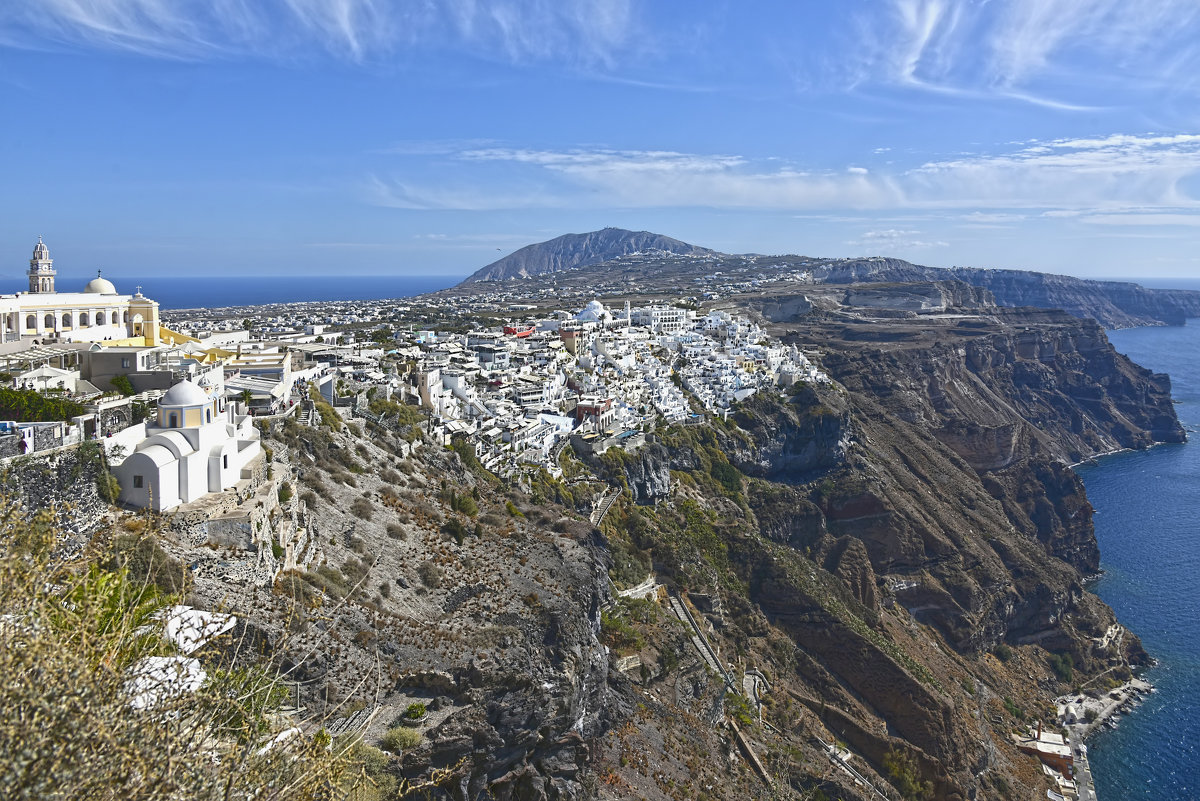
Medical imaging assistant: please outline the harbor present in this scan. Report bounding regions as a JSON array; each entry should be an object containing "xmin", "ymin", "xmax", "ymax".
[{"xmin": 1053, "ymin": 678, "xmax": 1156, "ymax": 800}]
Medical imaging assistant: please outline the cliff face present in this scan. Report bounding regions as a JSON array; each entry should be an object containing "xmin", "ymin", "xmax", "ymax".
[
  {"xmin": 587, "ymin": 302, "xmax": 1176, "ymax": 800},
  {"xmin": 816, "ymin": 257, "xmax": 1200, "ymax": 327}
]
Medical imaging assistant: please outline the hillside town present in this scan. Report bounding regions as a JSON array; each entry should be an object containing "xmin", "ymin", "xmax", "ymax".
[{"xmin": 2, "ymin": 238, "xmax": 827, "ymax": 515}]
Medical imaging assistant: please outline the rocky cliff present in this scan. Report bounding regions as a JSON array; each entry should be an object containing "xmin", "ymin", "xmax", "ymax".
[
  {"xmin": 817, "ymin": 257, "xmax": 1200, "ymax": 327},
  {"xmin": 585, "ymin": 301, "xmax": 1174, "ymax": 800}
]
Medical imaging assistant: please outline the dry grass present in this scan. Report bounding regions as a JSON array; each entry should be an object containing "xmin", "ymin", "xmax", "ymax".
[{"xmin": 0, "ymin": 498, "xmax": 377, "ymax": 801}]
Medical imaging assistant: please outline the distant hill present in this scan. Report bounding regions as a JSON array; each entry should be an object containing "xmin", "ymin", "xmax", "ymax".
[{"xmin": 460, "ymin": 227, "xmax": 716, "ymax": 283}]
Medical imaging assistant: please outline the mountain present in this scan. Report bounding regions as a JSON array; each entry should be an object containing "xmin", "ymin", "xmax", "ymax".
[{"xmin": 460, "ymin": 227, "xmax": 716, "ymax": 283}]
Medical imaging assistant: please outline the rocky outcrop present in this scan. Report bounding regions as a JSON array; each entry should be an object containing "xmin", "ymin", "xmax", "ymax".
[{"xmin": 721, "ymin": 385, "xmax": 852, "ymax": 479}]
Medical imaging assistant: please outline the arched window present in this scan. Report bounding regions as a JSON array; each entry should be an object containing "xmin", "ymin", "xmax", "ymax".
[
  {"xmin": 168, "ymin": 413, "xmax": 178, "ymax": 427},
  {"xmin": 123, "ymin": 311, "xmax": 130, "ymax": 323},
  {"xmin": 205, "ymin": 409, "xmax": 212, "ymax": 423},
  {"xmin": 79, "ymin": 313, "xmax": 89, "ymax": 327},
  {"xmin": 44, "ymin": 314, "xmax": 54, "ymax": 329},
  {"xmin": 96, "ymin": 311, "xmax": 106, "ymax": 325},
  {"xmin": 62, "ymin": 314, "xmax": 72, "ymax": 328},
  {"xmin": 25, "ymin": 315, "xmax": 35, "ymax": 331}
]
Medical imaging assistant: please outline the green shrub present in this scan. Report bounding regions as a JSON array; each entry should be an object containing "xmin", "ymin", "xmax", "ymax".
[
  {"xmin": 349, "ymin": 497, "xmax": 373, "ymax": 521},
  {"xmin": 451, "ymin": 493, "xmax": 478, "ymax": 516},
  {"xmin": 403, "ymin": 702, "xmax": 426, "ymax": 720},
  {"xmin": 1048, "ymin": 653, "xmax": 1074, "ymax": 683},
  {"xmin": 599, "ymin": 608, "xmax": 642, "ymax": 654},
  {"xmin": 0, "ymin": 386, "xmax": 86, "ymax": 422},
  {"xmin": 97, "ymin": 471, "xmax": 121, "ymax": 504},
  {"xmin": 441, "ymin": 518, "xmax": 468, "ymax": 545},
  {"xmin": 417, "ymin": 561, "xmax": 442, "ymax": 589},
  {"xmin": 380, "ymin": 726, "xmax": 421, "ymax": 753},
  {"xmin": 883, "ymin": 748, "xmax": 933, "ymax": 800},
  {"xmin": 109, "ymin": 374, "xmax": 135, "ymax": 397},
  {"xmin": 277, "ymin": 482, "xmax": 293, "ymax": 504},
  {"xmin": 709, "ymin": 460, "xmax": 742, "ymax": 495},
  {"xmin": 993, "ymin": 643, "xmax": 1013, "ymax": 662}
]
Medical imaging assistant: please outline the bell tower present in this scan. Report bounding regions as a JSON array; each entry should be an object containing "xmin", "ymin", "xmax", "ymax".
[{"xmin": 28, "ymin": 237, "xmax": 55, "ymax": 294}]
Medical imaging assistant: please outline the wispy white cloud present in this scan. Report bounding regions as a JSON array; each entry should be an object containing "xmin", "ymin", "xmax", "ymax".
[
  {"xmin": 373, "ymin": 133, "xmax": 1200, "ymax": 215},
  {"xmin": 843, "ymin": 0, "xmax": 1200, "ymax": 108},
  {"xmin": 907, "ymin": 133, "xmax": 1200, "ymax": 209},
  {"xmin": 847, "ymin": 228, "xmax": 948, "ymax": 249},
  {"xmin": 1076, "ymin": 212, "xmax": 1200, "ymax": 227},
  {"xmin": 0, "ymin": 0, "xmax": 637, "ymax": 65},
  {"xmin": 377, "ymin": 147, "xmax": 903, "ymax": 210}
]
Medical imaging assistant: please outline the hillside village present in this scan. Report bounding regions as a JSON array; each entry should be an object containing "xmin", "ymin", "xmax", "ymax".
[{"xmin": 1, "ymin": 240, "xmax": 826, "ymax": 557}]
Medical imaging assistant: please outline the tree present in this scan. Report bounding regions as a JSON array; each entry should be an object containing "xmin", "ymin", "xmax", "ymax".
[
  {"xmin": 110, "ymin": 374, "xmax": 135, "ymax": 397},
  {"xmin": 242, "ymin": 318, "xmax": 254, "ymax": 331},
  {"xmin": 239, "ymin": 389, "xmax": 253, "ymax": 408}
]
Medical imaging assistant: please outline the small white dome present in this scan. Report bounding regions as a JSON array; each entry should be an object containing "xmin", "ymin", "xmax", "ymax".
[
  {"xmin": 160, "ymin": 380, "xmax": 210, "ymax": 407},
  {"xmin": 84, "ymin": 271, "xmax": 117, "ymax": 294},
  {"xmin": 575, "ymin": 300, "xmax": 611, "ymax": 323}
]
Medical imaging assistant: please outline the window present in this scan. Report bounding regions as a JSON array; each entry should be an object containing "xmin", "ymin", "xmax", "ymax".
[
  {"xmin": 79, "ymin": 313, "xmax": 89, "ymax": 326},
  {"xmin": 168, "ymin": 413, "xmax": 178, "ymax": 427},
  {"xmin": 205, "ymin": 409, "xmax": 212, "ymax": 423},
  {"xmin": 25, "ymin": 315, "xmax": 34, "ymax": 330},
  {"xmin": 223, "ymin": 455, "xmax": 228, "ymax": 469},
  {"xmin": 62, "ymin": 314, "xmax": 72, "ymax": 328},
  {"xmin": 121, "ymin": 358, "xmax": 131, "ymax": 369},
  {"xmin": 133, "ymin": 475, "xmax": 144, "ymax": 489},
  {"xmin": 44, "ymin": 314, "xmax": 54, "ymax": 329}
]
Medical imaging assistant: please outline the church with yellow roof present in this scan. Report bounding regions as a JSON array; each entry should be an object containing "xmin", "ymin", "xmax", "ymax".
[{"xmin": 1, "ymin": 237, "xmax": 164, "ymax": 346}]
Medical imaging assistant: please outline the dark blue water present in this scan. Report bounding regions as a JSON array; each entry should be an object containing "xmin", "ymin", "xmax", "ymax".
[
  {"xmin": 0, "ymin": 274, "xmax": 462, "ymax": 310},
  {"xmin": 124, "ymin": 274, "xmax": 462, "ymax": 309},
  {"xmin": 1076, "ymin": 321, "xmax": 1200, "ymax": 801}
]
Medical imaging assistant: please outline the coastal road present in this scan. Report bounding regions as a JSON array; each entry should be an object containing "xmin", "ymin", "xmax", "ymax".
[{"xmin": 1069, "ymin": 732, "xmax": 1095, "ymax": 801}]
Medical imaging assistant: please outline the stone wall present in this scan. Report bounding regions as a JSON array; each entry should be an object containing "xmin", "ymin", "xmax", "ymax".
[
  {"xmin": 160, "ymin": 450, "xmax": 316, "ymax": 587},
  {"xmin": 1, "ymin": 443, "xmax": 111, "ymax": 552},
  {"xmin": 0, "ymin": 434, "xmax": 21, "ymax": 459}
]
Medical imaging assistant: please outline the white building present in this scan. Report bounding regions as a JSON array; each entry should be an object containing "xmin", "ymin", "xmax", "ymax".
[
  {"xmin": 631, "ymin": 305, "xmax": 688, "ymax": 334},
  {"xmin": 1, "ymin": 238, "xmax": 162, "ymax": 345},
  {"xmin": 113, "ymin": 379, "xmax": 261, "ymax": 511}
]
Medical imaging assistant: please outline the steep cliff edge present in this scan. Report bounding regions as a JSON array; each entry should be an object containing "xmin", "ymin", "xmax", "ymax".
[
  {"xmin": 816, "ymin": 257, "xmax": 1200, "ymax": 327},
  {"xmin": 588, "ymin": 302, "xmax": 1173, "ymax": 800}
]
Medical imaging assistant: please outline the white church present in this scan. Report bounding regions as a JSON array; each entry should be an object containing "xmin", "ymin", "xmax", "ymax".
[
  {"xmin": 1, "ymin": 238, "xmax": 162, "ymax": 345},
  {"xmin": 112, "ymin": 377, "xmax": 262, "ymax": 512}
]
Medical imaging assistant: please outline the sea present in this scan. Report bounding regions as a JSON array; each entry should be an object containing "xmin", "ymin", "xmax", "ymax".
[
  {"xmin": 1075, "ymin": 316, "xmax": 1200, "ymax": 801},
  {"xmin": 1, "ymin": 274, "xmax": 464, "ymax": 311}
]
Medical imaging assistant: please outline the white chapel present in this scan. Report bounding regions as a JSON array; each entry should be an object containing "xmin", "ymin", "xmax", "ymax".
[{"xmin": 113, "ymin": 378, "xmax": 262, "ymax": 511}]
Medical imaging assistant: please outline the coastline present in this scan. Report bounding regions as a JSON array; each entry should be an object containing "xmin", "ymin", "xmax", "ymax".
[{"xmin": 1054, "ymin": 678, "xmax": 1154, "ymax": 801}]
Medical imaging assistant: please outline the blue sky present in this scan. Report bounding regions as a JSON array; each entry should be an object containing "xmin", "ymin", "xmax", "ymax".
[{"xmin": 2, "ymin": 1, "xmax": 1199, "ymax": 284}]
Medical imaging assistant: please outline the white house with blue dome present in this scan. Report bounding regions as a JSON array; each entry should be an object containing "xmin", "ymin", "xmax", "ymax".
[{"xmin": 112, "ymin": 377, "xmax": 261, "ymax": 511}]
